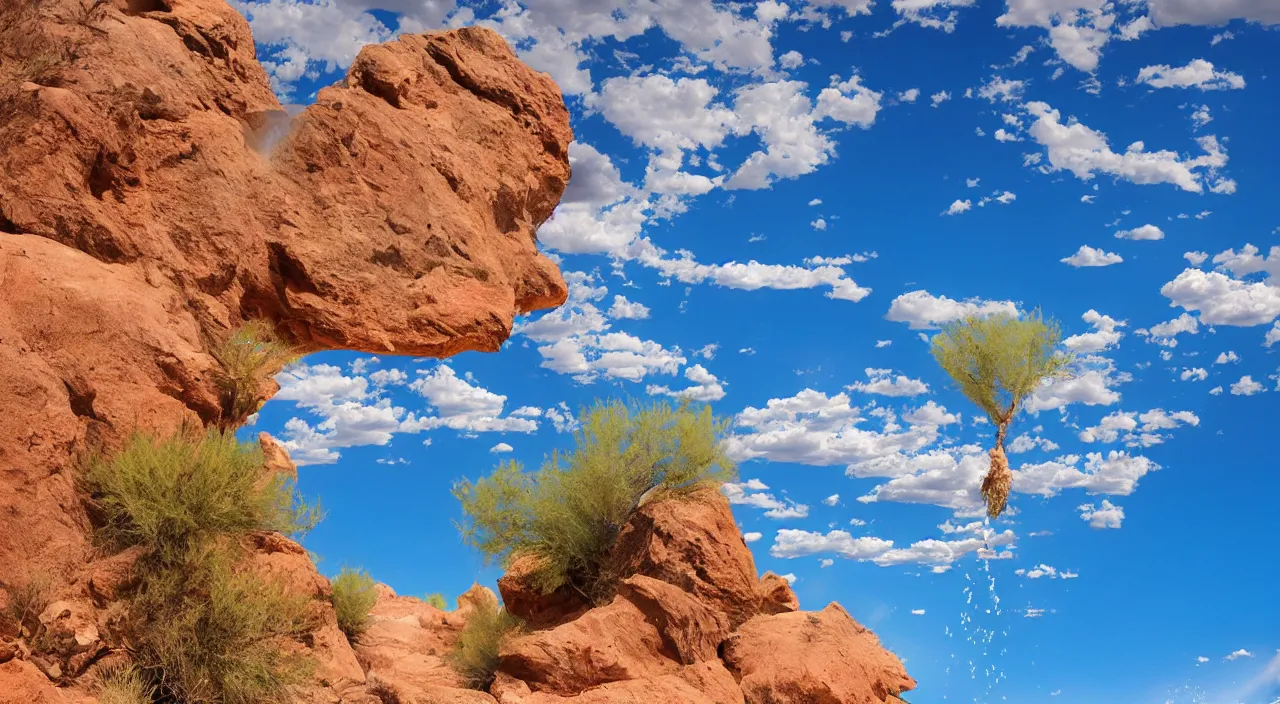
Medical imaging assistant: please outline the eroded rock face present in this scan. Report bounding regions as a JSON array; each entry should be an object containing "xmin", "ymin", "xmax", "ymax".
[
  {"xmin": 722, "ymin": 603, "xmax": 917, "ymax": 704},
  {"xmin": 490, "ymin": 490, "xmax": 915, "ymax": 704},
  {"xmin": 609, "ymin": 488, "xmax": 764, "ymax": 628},
  {"xmin": 0, "ymin": 0, "xmax": 569, "ymax": 699},
  {"xmin": 0, "ymin": 0, "xmax": 568, "ymax": 592}
]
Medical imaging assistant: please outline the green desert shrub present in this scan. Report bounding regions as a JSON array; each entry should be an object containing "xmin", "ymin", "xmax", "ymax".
[
  {"xmin": 331, "ymin": 567, "xmax": 378, "ymax": 640},
  {"xmin": 83, "ymin": 430, "xmax": 323, "ymax": 704},
  {"xmin": 452, "ymin": 399, "xmax": 736, "ymax": 602},
  {"xmin": 83, "ymin": 430, "xmax": 320, "ymax": 565},
  {"xmin": 212, "ymin": 320, "xmax": 298, "ymax": 429},
  {"xmin": 424, "ymin": 593, "xmax": 449, "ymax": 610},
  {"xmin": 131, "ymin": 547, "xmax": 314, "ymax": 704},
  {"xmin": 96, "ymin": 663, "xmax": 153, "ymax": 704},
  {"xmin": 3, "ymin": 571, "xmax": 51, "ymax": 635},
  {"xmin": 449, "ymin": 599, "xmax": 523, "ymax": 691}
]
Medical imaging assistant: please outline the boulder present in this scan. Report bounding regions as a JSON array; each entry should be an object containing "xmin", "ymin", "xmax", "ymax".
[
  {"xmin": 0, "ymin": 659, "xmax": 66, "ymax": 704},
  {"xmin": 722, "ymin": 603, "xmax": 916, "ymax": 704},
  {"xmin": 499, "ymin": 594, "xmax": 676, "ymax": 696},
  {"xmin": 492, "ymin": 661, "xmax": 743, "ymax": 704},
  {"xmin": 498, "ymin": 554, "xmax": 590, "ymax": 630},
  {"xmin": 354, "ymin": 587, "xmax": 465, "ymax": 696},
  {"xmin": 616, "ymin": 575, "xmax": 729, "ymax": 665},
  {"xmin": 755, "ymin": 572, "xmax": 800, "ymax": 615},
  {"xmin": 608, "ymin": 489, "xmax": 762, "ymax": 627}
]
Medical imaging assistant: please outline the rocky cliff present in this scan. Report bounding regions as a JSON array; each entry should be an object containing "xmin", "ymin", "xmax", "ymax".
[{"xmin": 0, "ymin": 1, "xmax": 914, "ymax": 702}]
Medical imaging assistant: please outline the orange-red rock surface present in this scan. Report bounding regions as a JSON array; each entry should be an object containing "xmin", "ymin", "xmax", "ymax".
[{"xmin": 0, "ymin": 1, "xmax": 914, "ymax": 702}]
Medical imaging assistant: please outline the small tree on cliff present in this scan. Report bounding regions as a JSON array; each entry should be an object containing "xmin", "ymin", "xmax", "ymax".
[
  {"xmin": 930, "ymin": 310, "xmax": 1072, "ymax": 518},
  {"xmin": 452, "ymin": 399, "xmax": 736, "ymax": 602},
  {"xmin": 212, "ymin": 320, "xmax": 298, "ymax": 430}
]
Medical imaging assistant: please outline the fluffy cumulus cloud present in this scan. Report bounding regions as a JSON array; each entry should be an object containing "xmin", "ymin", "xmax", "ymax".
[
  {"xmin": 1062, "ymin": 245, "xmax": 1123, "ymax": 268},
  {"xmin": 1078, "ymin": 499, "xmax": 1125, "ymax": 529},
  {"xmin": 1014, "ymin": 451, "xmax": 1160, "ymax": 497},
  {"xmin": 770, "ymin": 525, "xmax": 1015, "ymax": 569},
  {"xmin": 722, "ymin": 480, "xmax": 810, "ymax": 519},
  {"xmin": 1116, "ymin": 224, "xmax": 1165, "ymax": 241},
  {"xmin": 885, "ymin": 291, "xmax": 1019, "ymax": 329},
  {"xmin": 1136, "ymin": 59, "xmax": 1246, "ymax": 90},
  {"xmin": 271, "ymin": 362, "xmax": 535, "ymax": 465},
  {"xmin": 1078, "ymin": 409, "xmax": 1199, "ymax": 447},
  {"xmin": 723, "ymin": 389, "xmax": 947, "ymax": 468},
  {"xmin": 995, "ymin": 0, "xmax": 1116, "ymax": 72},
  {"xmin": 1063, "ymin": 310, "xmax": 1126, "ymax": 353},
  {"xmin": 647, "ymin": 364, "xmax": 727, "ymax": 402},
  {"xmin": 1023, "ymin": 102, "xmax": 1230, "ymax": 193},
  {"xmin": 846, "ymin": 368, "xmax": 931, "ymax": 397}
]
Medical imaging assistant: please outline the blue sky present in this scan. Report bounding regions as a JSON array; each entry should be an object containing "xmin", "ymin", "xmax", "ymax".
[{"xmin": 234, "ymin": 1, "xmax": 1279, "ymax": 701}]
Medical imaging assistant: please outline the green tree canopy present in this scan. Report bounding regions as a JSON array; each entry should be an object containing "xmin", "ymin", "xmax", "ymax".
[
  {"xmin": 452, "ymin": 399, "xmax": 736, "ymax": 601},
  {"xmin": 930, "ymin": 310, "xmax": 1073, "ymax": 517}
]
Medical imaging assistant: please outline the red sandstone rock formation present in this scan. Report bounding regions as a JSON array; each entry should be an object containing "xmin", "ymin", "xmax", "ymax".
[
  {"xmin": 489, "ymin": 490, "xmax": 915, "ymax": 704},
  {"xmin": 0, "ymin": 1, "xmax": 915, "ymax": 702}
]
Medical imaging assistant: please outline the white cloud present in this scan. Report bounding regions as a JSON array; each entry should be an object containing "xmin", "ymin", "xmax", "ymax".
[
  {"xmin": 743, "ymin": 531, "xmax": 763, "ymax": 543},
  {"xmin": 978, "ymin": 76, "xmax": 1026, "ymax": 103},
  {"xmin": 489, "ymin": 442, "xmax": 514, "ymax": 453},
  {"xmin": 876, "ymin": 340, "xmax": 893, "ymax": 348},
  {"xmin": 931, "ymin": 90, "xmax": 952, "ymax": 107},
  {"xmin": 823, "ymin": 494, "xmax": 841, "ymax": 507},
  {"xmin": 911, "ymin": 609, "xmax": 926, "ymax": 615},
  {"xmin": 1026, "ymin": 359, "xmax": 1122, "ymax": 412},
  {"xmin": 1078, "ymin": 499, "xmax": 1125, "ymax": 529},
  {"xmin": 944, "ymin": 199, "xmax": 973, "ymax": 215},
  {"xmin": 647, "ymin": 363, "xmax": 727, "ymax": 402},
  {"xmin": 1008, "ymin": 434, "xmax": 1060, "ymax": 454},
  {"xmin": 722, "ymin": 481, "xmax": 810, "ymax": 519},
  {"xmin": 811, "ymin": 217, "xmax": 828, "ymax": 231},
  {"xmin": 899, "ymin": 88, "xmax": 921, "ymax": 102},
  {"xmin": 1078, "ymin": 409, "xmax": 1199, "ymax": 446},
  {"xmin": 271, "ymin": 362, "xmax": 534, "ymax": 465},
  {"xmin": 1147, "ymin": 0, "xmax": 1280, "ymax": 26},
  {"xmin": 902, "ymin": 400, "xmax": 960, "ymax": 427},
  {"xmin": 1181, "ymin": 368, "xmax": 1208, "ymax": 381},
  {"xmin": 1062, "ymin": 245, "xmax": 1123, "ymax": 267},
  {"xmin": 1141, "ymin": 313, "xmax": 1201, "ymax": 346},
  {"xmin": 1024, "ymin": 102, "xmax": 1229, "ymax": 193},
  {"xmin": 996, "ymin": 0, "xmax": 1116, "ymax": 72},
  {"xmin": 608, "ymin": 295, "xmax": 651, "ymax": 320},
  {"xmin": 1015, "ymin": 451, "xmax": 1160, "ymax": 497},
  {"xmin": 1224, "ymin": 649, "xmax": 1255, "ymax": 661},
  {"xmin": 1215, "ymin": 351, "xmax": 1240, "ymax": 364},
  {"xmin": 1231, "ymin": 375, "xmax": 1265, "ymax": 396},
  {"xmin": 846, "ymin": 368, "xmax": 931, "ymax": 397},
  {"xmin": 1161, "ymin": 270, "xmax": 1280, "ymax": 327},
  {"xmin": 1266, "ymin": 322, "xmax": 1280, "ymax": 348},
  {"xmin": 1115, "ymin": 224, "xmax": 1165, "ymax": 241},
  {"xmin": 885, "ymin": 290, "xmax": 1019, "ymax": 329},
  {"xmin": 1063, "ymin": 310, "xmax": 1126, "ymax": 352},
  {"xmin": 1137, "ymin": 59, "xmax": 1246, "ymax": 90},
  {"xmin": 725, "ymin": 389, "xmax": 944, "ymax": 468}
]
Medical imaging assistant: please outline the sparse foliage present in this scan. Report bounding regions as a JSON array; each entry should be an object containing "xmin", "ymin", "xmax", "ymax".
[
  {"xmin": 131, "ymin": 547, "xmax": 314, "ymax": 704},
  {"xmin": 424, "ymin": 593, "xmax": 449, "ymax": 610},
  {"xmin": 3, "ymin": 572, "xmax": 51, "ymax": 635},
  {"xmin": 449, "ymin": 598, "xmax": 522, "ymax": 691},
  {"xmin": 331, "ymin": 567, "xmax": 378, "ymax": 640},
  {"xmin": 930, "ymin": 310, "xmax": 1073, "ymax": 517},
  {"xmin": 83, "ymin": 431, "xmax": 320, "ymax": 564},
  {"xmin": 82, "ymin": 431, "xmax": 322, "ymax": 703},
  {"xmin": 453, "ymin": 399, "xmax": 736, "ymax": 602},
  {"xmin": 96, "ymin": 663, "xmax": 153, "ymax": 704},
  {"xmin": 212, "ymin": 320, "xmax": 298, "ymax": 429}
]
